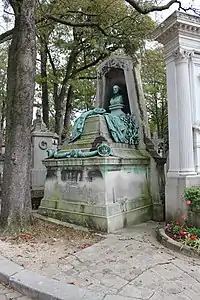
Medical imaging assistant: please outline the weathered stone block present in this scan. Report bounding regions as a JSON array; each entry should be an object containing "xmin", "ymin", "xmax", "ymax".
[{"xmin": 39, "ymin": 154, "xmax": 153, "ymax": 232}]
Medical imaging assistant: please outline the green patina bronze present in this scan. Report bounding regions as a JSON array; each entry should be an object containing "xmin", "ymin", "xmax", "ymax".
[
  {"xmin": 69, "ymin": 109, "xmax": 139, "ymax": 146},
  {"xmin": 69, "ymin": 85, "xmax": 139, "ymax": 146},
  {"xmin": 47, "ymin": 143, "xmax": 112, "ymax": 159},
  {"xmin": 70, "ymin": 108, "xmax": 106, "ymax": 143},
  {"xmin": 110, "ymin": 85, "xmax": 123, "ymax": 105},
  {"xmin": 46, "ymin": 85, "xmax": 139, "ymax": 159}
]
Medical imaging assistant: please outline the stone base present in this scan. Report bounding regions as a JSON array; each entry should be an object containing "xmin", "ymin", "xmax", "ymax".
[
  {"xmin": 39, "ymin": 155, "xmax": 153, "ymax": 233},
  {"xmin": 152, "ymin": 203, "xmax": 165, "ymax": 222},
  {"xmin": 165, "ymin": 173, "xmax": 200, "ymax": 220},
  {"xmin": 38, "ymin": 202, "xmax": 152, "ymax": 233}
]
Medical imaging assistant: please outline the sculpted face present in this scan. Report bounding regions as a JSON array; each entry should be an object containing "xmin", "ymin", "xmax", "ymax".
[{"xmin": 113, "ymin": 85, "xmax": 120, "ymax": 95}]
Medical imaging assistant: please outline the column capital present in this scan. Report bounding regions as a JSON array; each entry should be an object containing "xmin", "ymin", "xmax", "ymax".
[{"xmin": 173, "ymin": 47, "xmax": 193, "ymax": 62}]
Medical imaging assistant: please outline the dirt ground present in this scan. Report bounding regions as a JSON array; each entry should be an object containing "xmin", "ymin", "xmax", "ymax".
[{"xmin": 0, "ymin": 217, "xmax": 102, "ymax": 274}]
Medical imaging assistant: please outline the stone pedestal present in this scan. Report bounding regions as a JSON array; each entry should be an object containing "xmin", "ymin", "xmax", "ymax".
[
  {"xmin": 154, "ymin": 11, "xmax": 200, "ymax": 219},
  {"xmin": 39, "ymin": 155, "xmax": 151, "ymax": 233},
  {"xmin": 39, "ymin": 115, "xmax": 154, "ymax": 232},
  {"xmin": 31, "ymin": 111, "xmax": 58, "ymax": 200}
]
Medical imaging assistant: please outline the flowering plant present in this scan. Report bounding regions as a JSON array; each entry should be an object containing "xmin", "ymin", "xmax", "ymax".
[
  {"xmin": 165, "ymin": 215, "xmax": 200, "ymax": 251},
  {"xmin": 164, "ymin": 187, "xmax": 200, "ymax": 251},
  {"xmin": 184, "ymin": 187, "xmax": 200, "ymax": 212}
]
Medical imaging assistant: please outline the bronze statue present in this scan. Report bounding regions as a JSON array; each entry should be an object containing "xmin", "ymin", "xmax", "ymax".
[{"xmin": 110, "ymin": 85, "xmax": 123, "ymax": 106}]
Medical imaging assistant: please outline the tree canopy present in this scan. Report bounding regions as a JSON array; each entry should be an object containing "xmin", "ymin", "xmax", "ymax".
[{"xmin": 141, "ymin": 47, "xmax": 167, "ymax": 140}]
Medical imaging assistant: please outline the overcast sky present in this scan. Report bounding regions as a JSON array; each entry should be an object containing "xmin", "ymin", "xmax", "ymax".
[{"xmin": 0, "ymin": 0, "xmax": 200, "ymax": 34}]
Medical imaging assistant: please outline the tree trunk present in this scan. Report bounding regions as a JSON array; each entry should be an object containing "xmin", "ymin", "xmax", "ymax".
[
  {"xmin": 63, "ymin": 85, "xmax": 73, "ymax": 136},
  {"xmin": 54, "ymin": 94, "xmax": 63, "ymax": 138},
  {"xmin": 0, "ymin": 0, "xmax": 36, "ymax": 230},
  {"xmin": 0, "ymin": 98, "xmax": 6, "ymax": 155},
  {"xmin": 40, "ymin": 42, "xmax": 49, "ymax": 128},
  {"xmin": 54, "ymin": 49, "xmax": 78, "ymax": 140}
]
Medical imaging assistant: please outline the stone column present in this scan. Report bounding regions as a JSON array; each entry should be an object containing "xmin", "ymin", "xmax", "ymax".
[
  {"xmin": 174, "ymin": 48, "xmax": 195, "ymax": 175},
  {"xmin": 153, "ymin": 11, "xmax": 200, "ymax": 220},
  {"xmin": 190, "ymin": 55, "xmax": 200, "ymax": 173},
  {"xmin": 165, "ymin": 55, "xmax": 179, "ymax": 175}
]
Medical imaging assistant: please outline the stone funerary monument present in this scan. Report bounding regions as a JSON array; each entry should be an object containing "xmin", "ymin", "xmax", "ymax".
[{"xmin": 39, "ymin": 54, "xmax": 163, "ymax": 232}]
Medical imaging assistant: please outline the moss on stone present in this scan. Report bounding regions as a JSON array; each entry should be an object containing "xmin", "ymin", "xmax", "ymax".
[{"xmin": 140, "ymin": 180, "xmax": 152, "ymax": 207}]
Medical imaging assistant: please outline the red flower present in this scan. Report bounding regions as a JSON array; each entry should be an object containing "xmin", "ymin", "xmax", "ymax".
[
  {"xmin": 179, "ymin": 230, "xmax": 187, "ymax": 235},
  {"xmin": 181, "ymin": 215, "xmax": 187, "ymax": 221},
  {"xmin": 176, "ymin": 221, "xmax": 179, "ymax": 225},
  {"xmin": 186, "ymin": 200, "xmax": 191, "ymax": 205},
  {"xmin": 191, "ymin": 235, "xmax": 198, "ymax": 239}
]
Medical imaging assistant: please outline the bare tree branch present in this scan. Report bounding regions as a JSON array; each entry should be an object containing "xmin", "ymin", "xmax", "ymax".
[
  {"xmin": 56, "ymin": 11, "xmax": 98, "ymax": 17},
  {"xmin": 43, "ymin": 15, "xmax": 109, "ymax": 36},
  {"xmin": 78, "ymin": 76, "xmax": 97, "ymax": 80},
  {"xmin": 71, "ymin": 55, "xmax": 105, "ymax": 78},
  {"xmin": 125, "ymin": 0, "xmax": 181, "ymax": 14},
  {"xmin": 0, "ymin": 29, "xmax": 13, "ymax": 44}
]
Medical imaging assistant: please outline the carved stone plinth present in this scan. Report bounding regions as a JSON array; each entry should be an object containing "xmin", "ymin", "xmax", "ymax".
[{"xmin": 39, "ymin": 155, "xmax": 152, "ymax": 232}]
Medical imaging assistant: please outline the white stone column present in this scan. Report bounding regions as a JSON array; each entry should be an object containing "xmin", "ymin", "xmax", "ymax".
[
  {"xmin": 165, "ymin": 55, "xmax": 179, "ymax": 175},
  {"xmin": 174, "ymin": 48, "xmax": 195, "ymax": 175},
  {"xmin": 153, "ymin": 11, "xmax": 200, "ymax": 220}
]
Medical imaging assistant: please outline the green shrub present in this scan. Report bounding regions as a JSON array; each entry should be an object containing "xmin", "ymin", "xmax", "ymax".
[{"xmin": 184, "ymin": 187, "xmax": 200, "ymax": 212}]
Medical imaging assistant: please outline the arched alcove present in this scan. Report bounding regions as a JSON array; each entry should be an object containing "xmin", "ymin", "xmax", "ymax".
[{"xmin": 103, "ymin": 68, "xmax": 131, "ymax": 114}]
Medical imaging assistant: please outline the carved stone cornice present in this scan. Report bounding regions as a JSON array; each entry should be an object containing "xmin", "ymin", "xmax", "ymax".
[
  {"xmin": 153, "ymin": 11, "xmax": 200, "ymax": 46},
  {"xmin": 97, "ymin": 55, "xmax": 132, "ymax": 78},
  {"xmin": 173, "ymin": 47, "xmax": 193, "ymax": 61}
]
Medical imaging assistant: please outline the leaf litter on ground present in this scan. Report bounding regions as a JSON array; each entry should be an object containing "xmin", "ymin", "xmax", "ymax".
[{"xmin": 0, "ymin": 216, "xmax": 102, "ymax": 255}]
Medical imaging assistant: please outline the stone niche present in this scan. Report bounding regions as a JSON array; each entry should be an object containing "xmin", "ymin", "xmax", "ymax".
[
  {"xmin": 101, "ymin": 68, "xmax": 131, "ymax": 115},
  {"xmin": 96, "ymin": 53, "xmax": 145, "ymax": 150}
]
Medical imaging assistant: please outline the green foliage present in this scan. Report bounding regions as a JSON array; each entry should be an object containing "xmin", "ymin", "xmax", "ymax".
[
  {"xmin": 72, "ymin": 77, "xmax": 96, "ymax": 112},
  {"xmin": 181, "ymin": 236, "xmax": 200, "ymax": 252},
  {"xmin": 141, "ymin": 47, "xmax": 167, "ymax": 140},
  {"xmin": 185, "ymin": 187, "xmax": 200, "ymax": 212},
  {"xmin": 35, "ymin": 0, "xmax": 155, "ymax": 132},
  {"xmin": 166, "ymin": 219, "xmax": 200, "ymax": 253},
  {"xmin": 171, "ymin": 224, "xmax": 200, "ymax": 238},
  {"xmin": 172, "ymin": 225, "xmax": 183, "ymax": 235},
  {"xmin": 187, "ymin": 227, "xmax": 200, "ymax": 237}
]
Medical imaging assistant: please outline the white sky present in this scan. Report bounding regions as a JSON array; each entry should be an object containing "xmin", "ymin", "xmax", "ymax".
[{"xmin": 0, "ymin": 0, "xmax": 200, "ymax": 34}]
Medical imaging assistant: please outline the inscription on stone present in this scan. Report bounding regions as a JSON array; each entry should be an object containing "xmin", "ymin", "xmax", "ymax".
[
  {"xmin": 87, "ymin": 170, "xmax": 103, "ymax": 182},
  {"xmin": 61, "ymin": 170, "xmax": 83, "ymax": 182}
]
